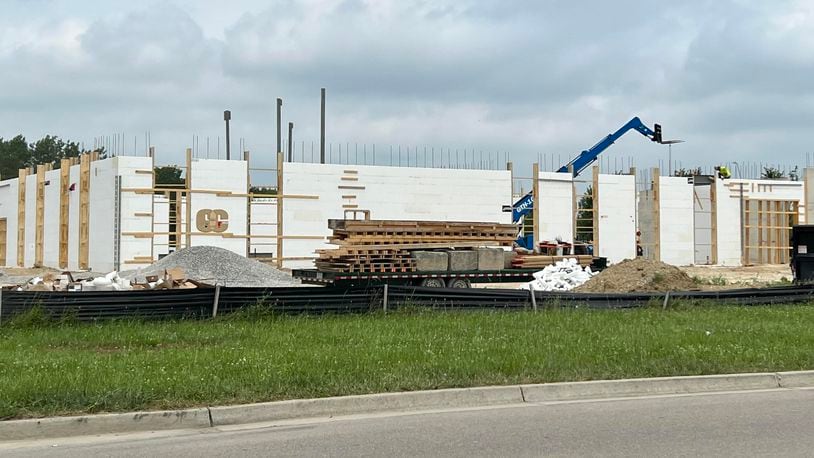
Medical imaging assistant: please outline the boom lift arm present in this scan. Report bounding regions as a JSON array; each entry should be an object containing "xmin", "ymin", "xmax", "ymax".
[{"xmin": 510, "ymin": 117, "xmax": 663, "ymax": 249}]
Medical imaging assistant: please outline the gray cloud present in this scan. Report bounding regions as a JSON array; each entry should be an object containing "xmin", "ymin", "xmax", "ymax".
[{"xmin": 0, "ymin": 0, "xmax": 811, "ymax": 173}]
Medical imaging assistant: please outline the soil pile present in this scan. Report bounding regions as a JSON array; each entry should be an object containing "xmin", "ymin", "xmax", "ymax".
[
  {"xmin": 121, "ymin": 246, "xmax": 302, "ymax": 287},
  {"xmin": 574, "ymin": 258, "xmax": 697, "ymax": 293}
]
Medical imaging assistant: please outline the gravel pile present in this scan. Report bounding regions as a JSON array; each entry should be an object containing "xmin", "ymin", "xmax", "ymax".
[
  {"xmin": 574, "ymin": 258, "xmax": 697, "ymax": 293},
  {"xmin": 122, "ymin": 246, "xmax": 302, "ymax": 287}
]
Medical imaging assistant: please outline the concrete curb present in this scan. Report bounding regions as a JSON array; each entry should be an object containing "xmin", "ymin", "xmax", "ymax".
[
  {"xmin": 209, "ymin": 385, "xmax": 523, "ymax": 426},
  {"xmin": 0, "ymin": 407, "xmax": 210, "ymax": 442},
  {"xmin": 3, "ymin": 371, "xmax": 813, "ymax": 442},
  {"xmin": 520, "ymin": 372, "xmax": 780, "ymax": 403}
]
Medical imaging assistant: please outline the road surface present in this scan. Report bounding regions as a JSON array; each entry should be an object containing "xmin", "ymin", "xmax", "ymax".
[{"xmin": 3, "ymin": 388, "xmax": 814, "ymax": 457}]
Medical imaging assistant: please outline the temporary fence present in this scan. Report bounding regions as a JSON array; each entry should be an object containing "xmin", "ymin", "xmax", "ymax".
[{"xmin": 1, "ymin": 284, "xmax": 813, "ymax": 323}]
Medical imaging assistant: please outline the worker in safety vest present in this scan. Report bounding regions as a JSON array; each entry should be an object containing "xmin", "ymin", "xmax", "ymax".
[{"xmin": 715, "ymin": 165, "xmax": 731, "ymax": 179}]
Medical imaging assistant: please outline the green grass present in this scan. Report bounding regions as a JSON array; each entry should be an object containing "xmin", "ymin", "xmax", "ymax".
[{"xmin": 2, "ymin": 304, "xmax": 814, "ymax": 420}]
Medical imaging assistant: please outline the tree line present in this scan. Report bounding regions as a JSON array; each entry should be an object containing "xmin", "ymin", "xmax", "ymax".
[{"xmin": 0, "ymin": 135, "xmax": 105, "ymax": 181}]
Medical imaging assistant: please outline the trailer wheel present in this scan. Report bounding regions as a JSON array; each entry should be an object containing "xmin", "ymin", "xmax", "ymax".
[
  {"xmin": 447, "ymin": 278, "xmax": 471, "ymax": 288},
  {"xmin": 419, "ymin": 278, "xmax": 446, "ymax": 288}
]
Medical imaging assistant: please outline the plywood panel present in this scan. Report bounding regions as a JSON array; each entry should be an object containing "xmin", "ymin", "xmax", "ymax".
[
  {"xmin": 0, "ymin": 218, "xmax": 7, "ymax": 266},
  {"xmin": 17, "ymin": 168, "xmax": 27, "ymax": 267},
  {"xmin": 34, "ymin": 164, "xmax": 45, "ymax": 266},
  {"xmin": 59, "ymin": 159, "xmax": 70, "ymax": 268},
  {"xmin": 79, "ymin": 154, "xmax": 90, "ymax": 270}
]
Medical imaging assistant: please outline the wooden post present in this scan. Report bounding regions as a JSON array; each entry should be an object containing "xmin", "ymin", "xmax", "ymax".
[
  {"xmin": 276, "ymin": 152, "xmax": 284, "ymax": 268},
  {"xmin": 59, "ymin": 159, "xmax": 70, "ymax": 268},
  {"xmin": 79, "ymin": 154, "xmax": 91, "ymax": 270},
  {"xmin": 149, "ymin": 146, "xmax": 156, "ymax": 262},
  {"xmin": 17, "ymin": 168, "xmax": 27, "ymax": 267},
  {"xmin": 570, "ymin": 165, "xmax": 577, "ymax": 244},
  {"xmin": 532, "ymin": 162, "xmax": 539, "ymax": 252},
  {"xmin": 185, "ymin": 148, "xmax": 192, "ymax": 249},
  {"xmin": 212, "ymin": 284, "xmax": 221, "ymax": 318},
  {"xmin": 592, "ymin": 165, "xmax": 600, "ymax": 257},
  {"xmin": 743, "ymin": 198, "xmax": 750, "ymax": 265},
  {"xmin": 652, "ymin": 168, "xmax": 661, "ymax": 262},
  {"xmin": 34, "ymin": 164, "xmax": 45, "ymax": 267}
]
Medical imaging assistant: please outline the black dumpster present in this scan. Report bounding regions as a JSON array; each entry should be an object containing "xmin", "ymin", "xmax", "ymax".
[{"xmin": 791, "ymin": 225, "xmax": 814, "ymax": 282}]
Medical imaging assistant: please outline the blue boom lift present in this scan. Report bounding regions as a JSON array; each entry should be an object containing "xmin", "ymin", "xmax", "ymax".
[{"xmin": 511, "ymin": 117, "xmax": 663, "ymax": 250}]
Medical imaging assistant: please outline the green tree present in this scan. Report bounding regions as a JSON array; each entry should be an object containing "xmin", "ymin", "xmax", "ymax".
[
  {"xmin": 0, "ymin": 135, "xmax": 30, "ymax": 180},
  {"xmin": 762, "ymin": 167, "xmax": 785, "ymax": 179},
  {"xmin": 154, "ymin": 166, "xmax": 185, "ymax": 186},
  {"xmin": 673, "ymin": 167, "xmax": 702, "ymax": 177},
  {"xmin": 575, "ymin": 185, "xmax": 593, "ymax": 242}
]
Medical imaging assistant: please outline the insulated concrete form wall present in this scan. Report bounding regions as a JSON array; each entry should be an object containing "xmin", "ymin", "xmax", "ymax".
[
  {"xmin": 280, "ymin": 162, "xmax": 512, "ymax": 269},
  {"xmin": 43, "ymin": 169, "xmax": 61, "ymax": 268},
  {"xmin": 535, "ymin": 172, "xmax": 574, "ymax": 244},
  {"xmin": 0, "ymin": 179, "xmax": 18, "ymax": 266},
  {"xmin": 23, "ymin": 175, "xmax": 36, "ymax": 267},
  {"xmin": 716, "ymin": 178, "xmax": 805, "ymax": 265},
  {"xmin": 249, "ymin": 198, "xmax": 276, "ymax": 255},
  {"xmin": 117, "ymin": 156, "xmax": 155, "ymax": 270},
  {"xmin": 694, "ymin": 184, "xmax": 713, "ymax": 265},
  {"xmin": 658, "ymin": 176, "xmax": 695, "ymax": 266},
  {"xmin": 189, "ymin": 159, "xmax": 248, "ymax": 257},
  {"xmin": 596, "ymin": 174, "xmax": 636, "ymax": 264}
]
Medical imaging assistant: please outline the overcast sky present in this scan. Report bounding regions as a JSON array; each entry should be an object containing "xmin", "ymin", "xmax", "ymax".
[{"xmin": 1, "ymin": 0, "xmax": 812, "ymax": 177}]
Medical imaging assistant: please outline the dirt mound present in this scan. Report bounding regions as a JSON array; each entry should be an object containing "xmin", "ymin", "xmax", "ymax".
[{"xmin": 574, "ymin": 258, "xmax": 697, "ymax": 293}]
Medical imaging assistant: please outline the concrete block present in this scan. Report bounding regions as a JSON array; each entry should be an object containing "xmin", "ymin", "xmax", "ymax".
[
  {"xmin": 448, "ymin": 250, "xmax": 478, "ymax": 271},
  {"xmin": 520, "ymin": 373, "xmax": 779, "ymax": 403},
  {"xmin": 0, "ymin": 408, "xmax": 210, "ymax": 441},
  {"xmin": 412, "ymin": 251, "xmax": 449, "ymax": 272},
  {"xmin": 776, "ymin": 370, "xmax": 814, "ymax": 388},
  {"xmin": 210, "ymin": 386, "xmax": 523, "ymax": 426},
  {"xmin": 477, "ymin": 248, "xmax": 504, "ymax": 271},
  {"xmin": 504, "ymin": 250, "xmax": 517, "ymax": 269}
]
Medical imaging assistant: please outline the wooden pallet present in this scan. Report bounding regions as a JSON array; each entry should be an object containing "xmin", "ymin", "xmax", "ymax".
[{"xmin": 317, "ymin": 219, "xmax": 516, "ymax": 273}]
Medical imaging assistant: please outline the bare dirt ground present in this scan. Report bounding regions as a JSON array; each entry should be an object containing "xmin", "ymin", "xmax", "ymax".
[
  {"xmin": 679, "ymin": 264, "xmax": 792, "ymax": 287},
  {"xmin": 475, "ymin": 264, "xmax": 793, "ymax": 291}
]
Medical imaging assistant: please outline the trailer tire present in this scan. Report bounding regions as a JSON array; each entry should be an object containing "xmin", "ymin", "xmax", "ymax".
[
  {"xmin": 419, "ymin": 278, "xmax": 446, "ymax": 288},
  {"xmin": 447, "ymin": 278, "xmax": 471, "ymax": 288}
]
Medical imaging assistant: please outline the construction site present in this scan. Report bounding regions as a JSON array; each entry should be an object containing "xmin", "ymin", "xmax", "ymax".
[{"xmin": 0, "ymin": 111, "xmax": 809, "ymax": 292}]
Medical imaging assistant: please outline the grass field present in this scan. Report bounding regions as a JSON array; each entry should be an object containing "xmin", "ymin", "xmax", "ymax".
[{"xmin": 2, "ymin": 304, "xmax": 814, "ymax": 420}]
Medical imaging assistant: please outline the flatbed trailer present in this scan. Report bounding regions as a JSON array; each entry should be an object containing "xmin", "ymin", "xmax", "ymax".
[{"xmin": 292, "ymin": 268, "xmax": 547, "ymax": 288}]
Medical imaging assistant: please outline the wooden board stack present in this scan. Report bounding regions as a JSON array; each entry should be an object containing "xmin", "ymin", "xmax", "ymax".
[
  {"xmin": 511, "ymin": 254, "xmax": 593, "ymax": 269},
  {"xmin": 316, "ymin": 219, "xmax": 517, "ymax": 273}
]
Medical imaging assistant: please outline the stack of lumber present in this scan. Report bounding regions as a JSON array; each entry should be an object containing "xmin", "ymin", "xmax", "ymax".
[
  {"xmin": 512, "ymin": 254, "xmax": 594, "ymax": 269},
  {"xmin": 316, "ymin": 219, "xmax": 517, "ymax": 273}
]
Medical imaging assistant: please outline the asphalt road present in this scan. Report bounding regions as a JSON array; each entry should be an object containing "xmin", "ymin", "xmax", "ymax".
[{"xmin": 3, "ymin": 388, "xmax": 814, "ymax": 457}]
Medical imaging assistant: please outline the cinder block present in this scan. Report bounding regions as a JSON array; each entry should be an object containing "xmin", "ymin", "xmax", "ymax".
[
  {"xmin": 448, "ymin": 250, "xmax": 478, "ymax": 271},
  {"xmin": 504, "ymin": 250, "xmax": 517, "ymax": 269},
  {"xmin": 412, "ymin": 251, "xmax": 449, "ymax": 272},
  {"xmin": 477, "ymin": 248, "xmax": 504, "ymax": 271}
]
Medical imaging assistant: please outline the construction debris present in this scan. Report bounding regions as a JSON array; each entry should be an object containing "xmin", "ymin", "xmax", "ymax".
[
  {"xmin": 317, "ymin": 219, "xmax": 516, "ymax": 273},
  {"xmin": 11, "ymin": 269, "xmax": 205, "ymax": 292},
  {"xmin": 574, "ymin": 258, "xmax": 698, "ymax": 293},
  {"xmin": 511, "ymin": 253, "xmax": 594, "ymax": 269},
  {"xmin": 519, "ymin": 258, "xmax": 596, "ymax": 291}
]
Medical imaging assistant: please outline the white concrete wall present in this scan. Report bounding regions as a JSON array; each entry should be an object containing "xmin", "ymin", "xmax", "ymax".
[
  {"xmin": 713, "ymin": 177, "xmax": 742, "ymax": 265},
  {"xmin": 281, "ymin": 162, "xmax": 512, "ymax": 269},
  {"xmin": 659, "ymin": 176, "xmax": 695, "ymax": 266},
  {"xmin": 88, "ymin": 158, "xmax": 117, "ymax": 272},
  {"xmin": 693, "ymin": 184, "xmax": 713, "ymax": 265},
  {"xmin": 0, "ymin": 178, "xmax": 18, "ymax": 266},
  {"xmin": 536, "ymin": 172, "xmax": 574, "ymax": 244},
  {"xmin": 189, "ymin": 159, "xmax": 248, "ymax": 256},
  {"xmin": 67, "ymin": 164, "xmax": 80, "ymax": 270},
  {"xmin": 597, "ymin": 174, "xmax": 636, "ymax": 264},
  {"xmin": 117, "ymin": 157, "xmax": 154, "ymax": 269},
  {"xmin": 42, "ymin": 169, "xmax": 61, "ymax": 268},
  {"xmin": 23, "ymin": 175, "xmax": 36, "ymax": 267}
]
